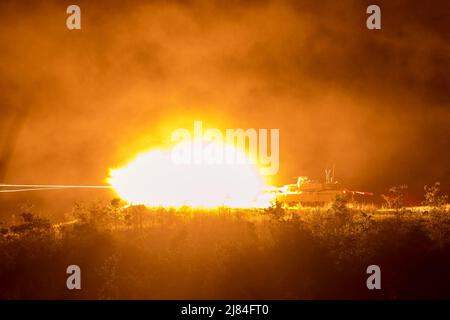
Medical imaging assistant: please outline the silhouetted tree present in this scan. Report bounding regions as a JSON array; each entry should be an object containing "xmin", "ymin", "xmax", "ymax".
[
  {"xmin": 382, "ymin": 185, "xmax": 408, "ymax": 210},
  {"xmin": 422, "ymin": 182, "xmax": 448, "ymax": 208}
]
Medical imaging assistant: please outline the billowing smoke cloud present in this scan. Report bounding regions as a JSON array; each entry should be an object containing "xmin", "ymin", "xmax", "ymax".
[{"xmin": 0, "ymin": 0, "xmax": 448, "ymax": 213}]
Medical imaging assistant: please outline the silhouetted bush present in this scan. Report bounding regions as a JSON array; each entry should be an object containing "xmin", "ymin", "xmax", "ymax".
[{"xmin": 423, "ymin": 182, "xmax": 448, "ymax": 208}]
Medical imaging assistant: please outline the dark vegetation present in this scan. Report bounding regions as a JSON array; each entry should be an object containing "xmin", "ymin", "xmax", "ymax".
[{"xmin": 0, "ymin": 184, "xmax": 449, "ymax": 299}]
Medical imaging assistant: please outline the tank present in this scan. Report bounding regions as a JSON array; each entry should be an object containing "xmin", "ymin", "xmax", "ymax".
[{"xmin": 273, "ymin": 169, "xmax": 373, "ymax": 207}]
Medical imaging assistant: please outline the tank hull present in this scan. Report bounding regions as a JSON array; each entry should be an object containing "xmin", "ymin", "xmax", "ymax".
[{"xmin": 276, "ymin": 190, "xmax": 344, "ymax": 206}]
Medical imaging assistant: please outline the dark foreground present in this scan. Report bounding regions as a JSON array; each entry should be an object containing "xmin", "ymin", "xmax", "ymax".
[{"xmin": 0, "ymin": 200, "xmax": 449, "ymax": 299}]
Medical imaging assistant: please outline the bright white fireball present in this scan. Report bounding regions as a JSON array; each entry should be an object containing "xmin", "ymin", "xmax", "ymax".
[{"xmin": 108, "ymin": 140, "xmax": 273, "ymax": 208}]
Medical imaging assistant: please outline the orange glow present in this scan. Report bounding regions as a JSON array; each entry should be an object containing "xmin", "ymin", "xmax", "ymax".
[{"xmin": 108, "ymin": 139, "xmax": 274, "ymax": 208}]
